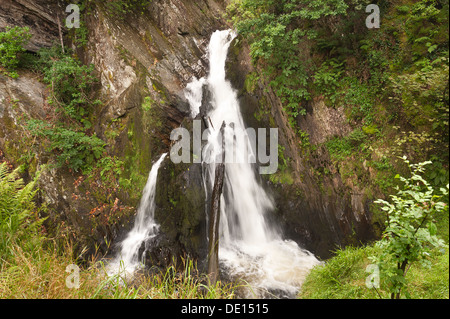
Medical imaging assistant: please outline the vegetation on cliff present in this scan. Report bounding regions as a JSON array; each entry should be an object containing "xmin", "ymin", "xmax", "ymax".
[
  {"xmin": 227, "ymin": 0, "xmax": 448, "ymax": 192},
  {"xmin": 227, "ymin": 0, "xmax": 449, "ymax": 298},
  {"xmin": 0, "ymin": 162, "xmax": 235, "ymax": 298},
  {"xmin": 0, "ymin": 0, "xmax": 448, "ymax": 299}
]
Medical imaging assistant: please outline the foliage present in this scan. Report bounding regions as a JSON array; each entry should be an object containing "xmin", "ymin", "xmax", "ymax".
[
  {"xmin": 313, "ymin": 58, "xmax": 344, "ymax": 101},
  {"xmin": 386, "ymin": 0, "xmax": 448, "ymax": 149},
  {"xmin": 0, "ymin": 163, "xmax": 44, "ymax": 261},
  {"xmin": 339, "ymin": 76, "xmax": 376, "ymax": 125},
  {"xmin": 227, "ymin": 0, "xmax": 369, "ymax": 124},
  {"xmin": 19, "ymin": 45, "xmax": 108, "ymax": 174},
  {"xmin": 26, "ymin": 119, "xmax": 105, "ymax": 173},
  {"xmin": 389, "ymin": 57, "xmax": 449, "ymax": 136},
  {"xmin": 37, "ymin": 48, "xmax": 100, "ymax": 124},
  {"xmin": 229, "ymin": 0, "xmax": 449, "ymax": 175},
  {"xmin": 101, "ymin": 0, "xmax": 152, "ymax": 17},
  {"xmin": 299, "ymin": 244, "xmax": 449, "ymax": 299},
  {"xmin": 299, "ymin": 245, "xmax": 381, "ymax": 299},
  {"xmin": 135, "ymin": 259, "xmax": 237, "ymax": 299},
  {"xmin": 325, "ymin": 129, "xmax": 367, "ymax": 161},
  {"xmin": 370, "ymin": 158, "xmax": 449, "ymax": 299},
  {"xmin": 0, "ymin": 26, "xmax": 32, "ymax": 77},
  {"xmin": 0, "ymin": 161, "xmax": 235, "ymax": 298}
]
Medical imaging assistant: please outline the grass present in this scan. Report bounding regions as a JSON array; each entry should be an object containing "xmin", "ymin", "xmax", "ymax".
[
  {"xmin": 0, "ymin": 162, "xmax": 235, "ymax": 299},
  {"xmin": 299, "ymin": 245, "xmax": 449, "ymax": 299},
  {"xmin": 132, "ymin": 261, "xmax": 237, "ymax": 299},
  {"xmin": 0, "ymin": 241, "xmax": 98, "ymax": 298},
  {"xmin": 0, "ymin": 237, "xmax": 237, "ymax": 299},
  {"xmin": 0, "ymin": 241, "xmax": 237, "ymax": 299},
  {"xmin": 298, "ymin": 245, "xmax": 380, "ymax": 299}
]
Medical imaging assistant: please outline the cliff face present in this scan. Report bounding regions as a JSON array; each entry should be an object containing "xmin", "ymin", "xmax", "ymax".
[
  {"xmin": 0, "ymin": 0, "xmax": 376, "ymax": 261},
  {"xmin": 0, "ymin": 0, "xmax": 228, "ymax": 259},
  {"xmin": 0, "ymin": 0, "xmax": 62, "ymax": 51},
  {"xmin": 225, "ymin": 38, "xmax": 377, "ymax": 258}
]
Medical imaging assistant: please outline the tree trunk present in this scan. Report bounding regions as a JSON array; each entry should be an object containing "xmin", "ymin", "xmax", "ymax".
[
  {"xmin": 392, "ymin": 259, "xmax": 409, "ymax": 299},
  {"xmin": 207, "ymin": 121, "xmax": 226, "ymax": 285},
  {"xmin": 207, "ymin": 162, "xmax": 225, "ymax": 285}
]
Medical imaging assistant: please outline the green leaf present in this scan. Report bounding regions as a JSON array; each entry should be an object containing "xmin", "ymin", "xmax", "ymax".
[{"xmin": 428, "ymin": 222, "xmax": 437, "ymax": 236}]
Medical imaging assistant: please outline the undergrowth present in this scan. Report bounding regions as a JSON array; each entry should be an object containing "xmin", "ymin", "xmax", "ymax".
[{"xmin": 0, "ymin": 162, "xmax": 236, "ymax": 299}]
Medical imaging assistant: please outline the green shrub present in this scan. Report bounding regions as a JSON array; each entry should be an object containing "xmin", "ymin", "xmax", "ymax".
[
  {"xmin": 39, "ymin": 51, "xmax": 99, "ymax": 123},
  {"xmin": 325, "ymin": 129, "xmax": 367, "ymax": 161},
  {"xmin": 26, "ymin": 119, "xmax": 105, "ymax": 173},
  {"xmin": 103, "ymin": 0, "xmax": 152, "ymax": 17},
  {"xmin": 313, "ymin": 58, "xmax": 344, "ymax": 101},
  {"xmin": 0, "ymin": 26, "xmax": 32, "ymax": 77},
  {"xmin": 371, "ymin": 158, "xmax": 449, "ymax": 299},
  {"xmin": 227, "ymin": 0, "xmax": 370, "ymax": 124},
  {"xmin": 299, "ymin": 244, "xmax": 449, "ymax": 299}
]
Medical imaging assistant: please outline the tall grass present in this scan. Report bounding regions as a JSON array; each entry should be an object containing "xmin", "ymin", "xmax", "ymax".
[
  {"xmin": 0, "ymin": 249, "xmax": 237, "ymax": 299},
  {"xmin": 141, "ymin": 260, "xmax": 236, "ymax": 299},
  {"xmin": 0, "ymin": 162, "xmax": 236, "ymax": 299}
]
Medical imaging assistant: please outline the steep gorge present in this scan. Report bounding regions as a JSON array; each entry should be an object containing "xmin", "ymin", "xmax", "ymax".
[{"xmin": 0, "ymin": 0, "xmax": 378, "ymax": 274}]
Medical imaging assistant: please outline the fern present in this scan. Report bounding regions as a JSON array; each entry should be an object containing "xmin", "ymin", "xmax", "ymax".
[{"xmin": 0, "ymin": 163, "xmax": 45, "ymax": 261}]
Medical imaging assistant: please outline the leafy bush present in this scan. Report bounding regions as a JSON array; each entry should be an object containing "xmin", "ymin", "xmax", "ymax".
[
  {"xmin": 0, "ymin": 26, "xmax": 32, "ymax": 77},
  {"xmin": 389, "ymin": 57, "xmax": 449, "ymax": 136},
  {"xmin": 26, "ymin": 119, "xmax": 105, "ymax": 173},
  {"xmin": 325, "ymin": 129, "xmax": 367, "ymax": 161},
  {"xmin": 38, "ymin": 49, "xmax": 100, "ymax": 124},
  {"xmin": 313, "ymin": 58, "xmax": 344, "ymax": 98},
  {"xmin": 371, "ymin": 158, "xmax": 449, "ymax": 299},
  {"xmin": 338, "ymin": 76, "xmax": 376, "ymax": 124},
  {"xmin": 227, "ymin": 0, "xmax": 369, "ymax": 123},
  {"xmin": 299, "ymin": 244, "xmax": 449, "ymax": 299}
]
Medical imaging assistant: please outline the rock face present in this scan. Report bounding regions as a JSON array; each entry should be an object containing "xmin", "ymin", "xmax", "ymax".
[
  {"xmin": 0, "ymin": 0, "xmax": 377, "ymax": 263},
  {"xmin": 225, "ymin": 37, "xmax": 377, "ymax": 258},
  {"xmin": 0, "ymin": 0, "xmax": 62, "ymax": 52},
  {"xmin": 0, "ymin": 0, "xmax": 227, "ymax": 259}
]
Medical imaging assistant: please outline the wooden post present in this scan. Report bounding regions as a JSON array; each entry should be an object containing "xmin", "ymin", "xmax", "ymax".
[
  {"xmin": 56, "ymin": 13, "xmax": 65, "ymax": 54},
  {"xmin": 207, "ymin": 121, "xmax": 226, "ymax": 285}
]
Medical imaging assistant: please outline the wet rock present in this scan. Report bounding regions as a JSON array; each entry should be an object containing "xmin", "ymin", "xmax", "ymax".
[
  {"xmin": 141, "ymin": 232, "xmax": 186, "ymax": 269},
  {"xmin": 298, "ymin": 99, "xmax": 352, "ymax": 145},
  {"xmin": 154, "ymin": 149, "xmax": 208, "ymax": 266}
]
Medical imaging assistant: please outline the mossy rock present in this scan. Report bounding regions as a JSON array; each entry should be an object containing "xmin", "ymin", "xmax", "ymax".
[{"xmin": 154, "ymin": 157, "xmax": 207, "ymax": 263}]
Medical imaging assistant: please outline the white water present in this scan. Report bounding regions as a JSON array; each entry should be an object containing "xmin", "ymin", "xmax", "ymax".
[
  {"xmin": 185, "ymin": 30, "xmax": 320, "ymax": 297},
  {"xmin": 108, "ymin": 153, "xmax": 167, "ymax": 276}
]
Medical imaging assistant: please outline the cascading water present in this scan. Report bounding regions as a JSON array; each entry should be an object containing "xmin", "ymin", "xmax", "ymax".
[
  {"xmin": 185, "ymin": 29, "xmax": 320, "ymax": 298},
  {"xmin": 108, "ymin": 153, "xmax": 167, "ymax": 275}
]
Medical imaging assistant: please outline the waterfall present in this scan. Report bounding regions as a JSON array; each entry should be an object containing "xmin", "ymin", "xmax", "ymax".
[
  {"xmin": 108, "ymin": 153, "xmax": 167, "ymax": 275},
  {"xmin": 185, "ymin": 30, "xmax": 320, "ymax": 297}
]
